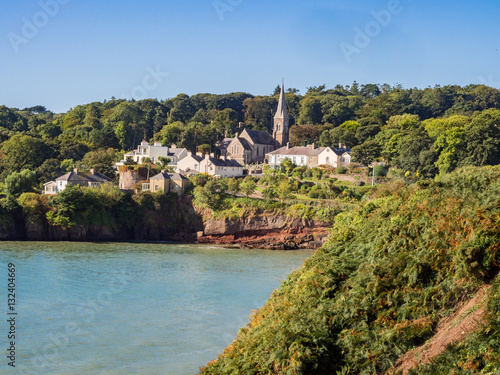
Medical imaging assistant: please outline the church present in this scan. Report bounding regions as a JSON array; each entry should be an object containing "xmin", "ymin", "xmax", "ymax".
[{"xmin": 220, "ymin": 80, "xmax": 290, "ymax": 165}]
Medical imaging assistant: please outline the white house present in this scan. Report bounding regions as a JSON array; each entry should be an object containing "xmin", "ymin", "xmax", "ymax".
[
  {"xmin": 116, "ymin": 141, "xmax": 188, "ymax": 167},
  {"xmin": 267, "ymin": 143, "xmax": 351, "ymax": 169},
  {"xmin": 176, "ymin": 152, "xmax": 204, "ymax": 174},
  {"xmin": 44, "ymin": 168, "xmax": 113, "ymax": 195},
  {"xmin": 199, "ymin": 154, "xmax": 244, "ymax": 178},
  {"xmin": 266, "ymin": 144, "xmax": 320, "ymax": 169},
  {"xmin": 317, "ymin": 146, "xmax": 351, "ymax": 168}
]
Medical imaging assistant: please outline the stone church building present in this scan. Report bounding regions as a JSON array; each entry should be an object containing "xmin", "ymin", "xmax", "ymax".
[{"xmin": 220, "ymin": 80, "xmax": 290, "ymax": 165}]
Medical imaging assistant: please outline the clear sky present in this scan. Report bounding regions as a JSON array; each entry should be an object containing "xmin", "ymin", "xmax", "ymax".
[{"xmin": 1, "ymin": 0, "xmax": 499, "ymax": 113}]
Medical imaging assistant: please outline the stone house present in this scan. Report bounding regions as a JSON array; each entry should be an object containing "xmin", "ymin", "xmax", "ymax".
[
  {"xmin": 220, "ymin": 129, "xmax": 276, "ymax": 165},
  {"xmin": 44, "ymin": 168, "xmax": 113, "ymax": 195},
  {"xmin": 118, "ymin": 166, "xmax": 149, "ymax": 190},
  {"xmin": 141, "ymin": 171, "xmax": 189, "ymax": 195}
]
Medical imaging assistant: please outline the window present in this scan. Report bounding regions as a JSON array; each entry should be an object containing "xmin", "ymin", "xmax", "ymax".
[{"xmin": 155, "ymin": 185, "xmax": 159, "ymax": 191}]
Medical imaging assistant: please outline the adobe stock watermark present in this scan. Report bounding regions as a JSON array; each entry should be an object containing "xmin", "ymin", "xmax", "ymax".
[
  {"xmin": 18, "ymin": 270, "xmax": 132, "ymax": 375},
  {"xmin": 340, "ymin": 0, "xmax": 410, "ymax": 63},
  {"xmin": 478, "ymin": 74, "xmax": 500, "ymax": 87},
  {"xmin": 121, "ymin": 65, "xmax": 169, "ymax": 101},
  {"xmin": 7, "ymin": 0, "xmax": 70, "ymax": 54},
  {"xmin": 213, "ymin": 0, "xmax": 243, "ymax": 21}
]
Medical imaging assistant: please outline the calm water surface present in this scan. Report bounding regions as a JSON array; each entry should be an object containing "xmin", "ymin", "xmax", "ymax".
[{"xmin": 0, "ymin": 242, "xmax": 312, "ymax": 375}]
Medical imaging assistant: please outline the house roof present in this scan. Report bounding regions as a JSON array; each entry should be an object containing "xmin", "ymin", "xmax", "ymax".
[
  {"xmin": 55, "ymin": 171, "xmax": 112, "ymax": 183},
  {"xmin": 267, "ymin": 146, "xmax": 317, "ymax": 156},
  {"xmin": 206, "ymin": 157, "xmax": 243, "ymax": 168},
  {"xmin": 236, "ymin": 137, "xmax": 252, "ymax": 151},
  {"xmin": 219, "ymin": 138, "xmax": 234, "ymax": 151},
  {"xmin": 150, "ymin": 172, "xmax": 189, "ymax": 181},
  {"xmin": 241, "ymin": 129, "xmax": 275, "ymax": 146},
  {"xmin": 330, "ymin": 147, "xmax": 351, "ymax": 156},
  {"xmin": 55, "ymin": 172, "xmax": 89, "ymax": 182}
]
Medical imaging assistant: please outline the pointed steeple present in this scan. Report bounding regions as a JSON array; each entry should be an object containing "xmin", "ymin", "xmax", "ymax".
[
  {"xmin": 273, "ymin": 78, "xmax": 290, "ymax": 148},
  {"xmin": 274, "ymin": 78, "xmax": 289, "ymax": 121}
]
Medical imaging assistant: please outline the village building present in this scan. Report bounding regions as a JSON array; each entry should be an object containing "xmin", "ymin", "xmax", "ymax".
[
  {"xmin": 142, "ymin": 171, "xmax": 189, "ymax": 195},
  {"xmin": 44, "ymin": 168, "xmax": 112, "ymax": 195},
  {"xmin": 220, "ymin": 80, "xmax": 290, "ymax": 165},
  {"xmin": 176, "ymin": 152, "xmax": 204, "ymax": 175},
  {"xmin": 200, "ymin": 154, "xmax": 244, "ymax": 178},
  {"xmin": 267, "ymin": 144, "xmax": 351, "ymax": 169},
  {"xmin": 118, "ymin": 166, "xmax": 149, "ymax": 190},
  {"xmin": 116, "ymin": 141, "xmax": 188, "ymax": 167}
]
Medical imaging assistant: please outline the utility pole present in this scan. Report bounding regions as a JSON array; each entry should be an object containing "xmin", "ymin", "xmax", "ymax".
[{"xmin": 372, "ymin": 162, "xmax": 375, "ymax": 187}]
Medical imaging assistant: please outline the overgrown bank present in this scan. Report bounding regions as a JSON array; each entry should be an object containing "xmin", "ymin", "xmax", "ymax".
[
  {"xmin": 200, "ymin": 166, "xmax": 500, "ymax": 374},
  {"xmin": 1, "ymin": 185, "xmax": 203, "ymax": 241}
]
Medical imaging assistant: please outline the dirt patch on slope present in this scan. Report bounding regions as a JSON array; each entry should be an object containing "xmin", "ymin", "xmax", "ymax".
[{"xmin": 388, "ymin": 285, "xmax": 491, "ymax": 375}]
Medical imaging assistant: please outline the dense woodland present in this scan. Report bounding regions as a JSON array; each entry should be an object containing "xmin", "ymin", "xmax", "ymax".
[{"xmin": 1, "ymin": 83, "xmax": 500, "ymax": 203}]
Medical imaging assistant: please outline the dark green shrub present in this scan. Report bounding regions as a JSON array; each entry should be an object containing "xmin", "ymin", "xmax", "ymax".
[{"xmin": 336, "ymin": 166, "xmax": 348, "ymax": 174}]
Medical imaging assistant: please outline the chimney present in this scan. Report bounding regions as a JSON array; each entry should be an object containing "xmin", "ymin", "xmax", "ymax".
[
  {"xmin": 73, "ymin": 168, "xmax": 78, "ymax": 174},
  {"xmin": 171, "ymin": 144, "xmax": 177, "ymax": 149},
  {"xmin": 161, "ymin": 169, "xmax": 165, "ymax": 173},
  {"xmin": 90, "ymin": 168, "xmax": 95, "ymax": 175},
  {"xmin": 286, "ymin": 142, "xmax": 290, "ymax": 150},
  {"xmin": 154, "ymin": 141, "xmax": 161, "ymax": 147},
  {"xmin": 188, "ymin": 151, "xmax": 192, "ymax": 157},
  {"xmin": 196, "ymin": 152, "xmax": 203, "ymax": 157},
  {"xmin": 238, "ymin": 122, "xmax": 244, "ymax": 128},
  {"xmin": 310, "ymin": 143, "xmax": 316, "ymax": 150},
  {"xmin": 205, "ymin": 153, "xmax": 210, "ymax": 160},
  {"xmin": 210, "ymin": 152, "xmax": 215, "ymax": 157}
]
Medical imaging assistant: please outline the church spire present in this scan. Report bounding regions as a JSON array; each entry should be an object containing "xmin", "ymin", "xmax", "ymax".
[
  {"xmin": 273, "ymin": 79, "xmax": 289, "ymax": 148},
  {"xmin": 274, "ymin": 78, "xmax": 289, "ymax": 121}
]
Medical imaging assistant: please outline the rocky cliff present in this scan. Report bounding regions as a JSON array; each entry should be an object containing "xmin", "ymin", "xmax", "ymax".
[{"xmin": 198, "ymin": 215, "xmax": 330, "ymax": 249}]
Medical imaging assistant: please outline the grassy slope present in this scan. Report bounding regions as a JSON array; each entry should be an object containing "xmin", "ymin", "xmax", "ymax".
[{"xmin": 200, "ymin": 166, "xmax": 500, "ymax": 375}]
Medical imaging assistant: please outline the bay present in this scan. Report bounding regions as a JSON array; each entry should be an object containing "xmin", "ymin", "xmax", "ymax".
[{"xmin": 0, "ymin": 242, "xmax": 312, "ymax": 375}]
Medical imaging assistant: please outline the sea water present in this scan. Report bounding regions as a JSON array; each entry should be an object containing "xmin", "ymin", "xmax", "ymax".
[{"xmin": 0, "ymin": 242, "xmax": 312, "ymax": 375}]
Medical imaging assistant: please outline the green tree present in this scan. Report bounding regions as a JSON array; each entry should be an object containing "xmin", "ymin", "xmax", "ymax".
[
  {"xmin": 240, "ymin": 177, "xmax": 256, "ymax": 197},
  {"xmin": 459, "ymin": 109, "xmax": 500, "ymax": 167},
  {"xmin": 75, "ymin": 148, "xmax": 119, "ymax": 178},
  {"xmin": 1, "ymin": 134, "xmax": 53, "ymax": 173},
  {"xmin": 227, "ymin": 178, "xmax": 240, "ymax": 195},
  {"xmin": 351, "ymin": 140, "xmax": 382, "ymax": 166},
  {"xmin": 4, "ymin": 169, "xmax": 37, "ymax": 199}
]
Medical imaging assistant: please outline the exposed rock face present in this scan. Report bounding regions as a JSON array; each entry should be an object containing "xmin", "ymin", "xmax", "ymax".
[{"xmin": 199, "ymin": 215, "xmax": 330, "ymax": 249}]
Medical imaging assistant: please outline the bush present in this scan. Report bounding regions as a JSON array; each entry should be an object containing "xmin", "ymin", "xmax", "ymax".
[
  {"xmin": 374, "ymin": 165, "xmax": 388, "ymax": 177},
  {"xmin": 336, "ymin": 166, "xmax": 348, "ymax": 174}
]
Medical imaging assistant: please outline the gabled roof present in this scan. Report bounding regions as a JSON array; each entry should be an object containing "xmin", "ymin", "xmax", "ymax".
[
  {"xmin": 236, "ymin": 137, "xmax": 252, "ymax": 150},
  {"xmin": 241, "ymin": 129, "xmax": 275, "ymax": 146},
  {"xmin": 55, "ymin": 172, "xmax": 89, "ymax": 182},
  {"xmin": 55, "ymin": 171, "xmax": 112, "ymax": 183},
  {"xmin": 81, "ymin": 172, "xmax": 113, "ymax": 183},
  {"xmin": 219, "ymin": 138, "xmax": 234, "ymax": 151},
  {"xmin": 330, "ymin": 147, "xmax": 351, "ymax": 156},
  {"xmin": 150, "ymin": 172, "xmax": 189, "ymax": 181},
  {"xmin": 267, "ymin": 146, "xmax": 317, "ymax": 156},
  {"xmin": 206, "ymin": 157, "xmax": 243, "ymax": 168}
]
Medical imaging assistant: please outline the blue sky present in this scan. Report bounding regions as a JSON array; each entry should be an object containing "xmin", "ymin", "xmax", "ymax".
[{"xmin": 1, "ymin": 0, "xmax": 499, "ymax": 113}]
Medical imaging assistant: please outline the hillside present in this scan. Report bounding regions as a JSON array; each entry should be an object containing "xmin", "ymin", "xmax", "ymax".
[{"xmin": 200, "ymin": 165, "xmax": 500, "ymax": 374}]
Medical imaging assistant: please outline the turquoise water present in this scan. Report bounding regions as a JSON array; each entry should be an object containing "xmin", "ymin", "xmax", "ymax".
[{"xmin": 0, "ymin": 242, "xmax": 312, "ymax": 375}]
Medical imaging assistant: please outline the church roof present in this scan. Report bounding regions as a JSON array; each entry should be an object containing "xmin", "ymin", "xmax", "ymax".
[
  {"xmin": 241, "ymin": 129, "xmax": 275, "ymax": 146},
  {"xmin": 274, "ymin": 80, "xmax": 289, "ymax": 121},
  {"xmin": 219, "ymin": 138, "xmax": 234, "ymax": 151}
]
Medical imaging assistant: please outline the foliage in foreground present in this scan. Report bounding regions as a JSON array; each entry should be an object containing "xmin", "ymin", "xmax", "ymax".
[{"xmin": 200, "ymin": 166, "xmax": 500, "ymax": 375}]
